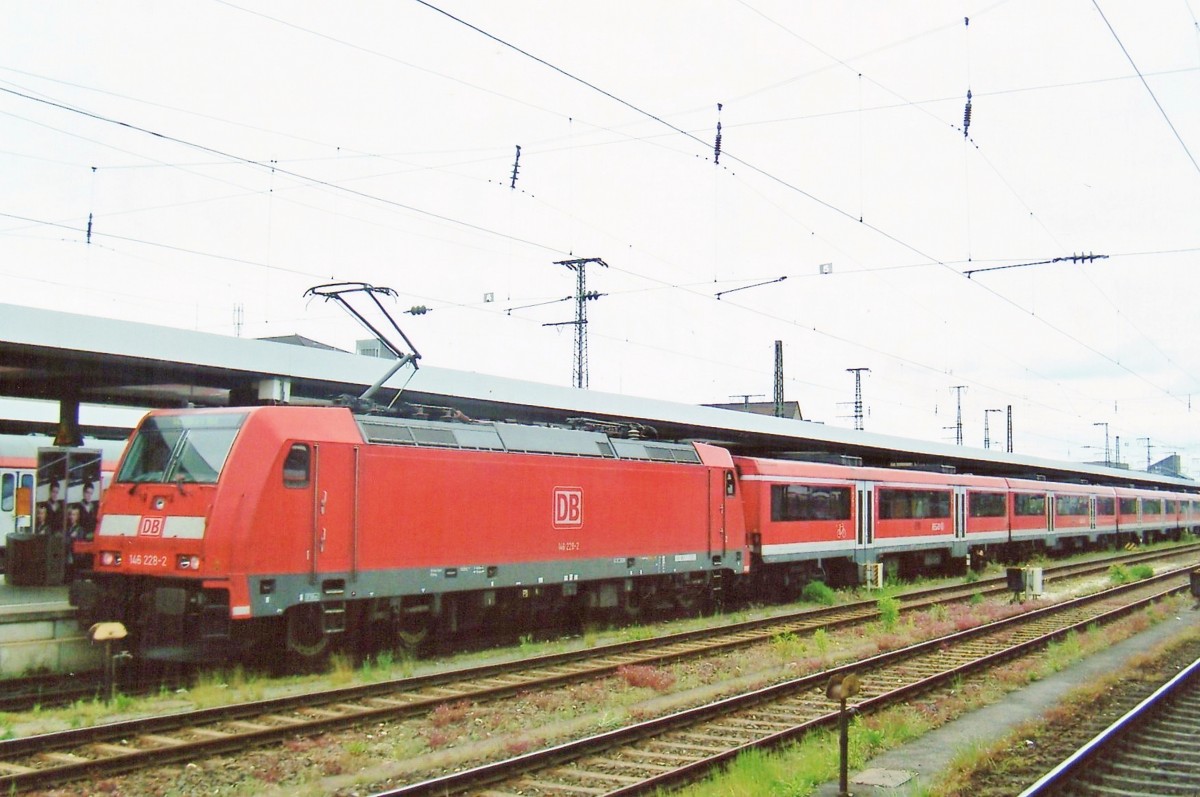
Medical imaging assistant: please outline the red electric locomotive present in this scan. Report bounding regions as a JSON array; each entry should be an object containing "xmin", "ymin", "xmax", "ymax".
[{"xmin": 71, "ymin": 406, "xmax": 746, "ymax": 661}]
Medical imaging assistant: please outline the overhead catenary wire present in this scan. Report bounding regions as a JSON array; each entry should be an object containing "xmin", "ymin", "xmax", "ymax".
[
  {"xmin": 1091, "ymin": 0, "xmax": 1200, "ymax": 179},
  {"xmin": 4, "ymin": 9, "xmax": 1190, "ymax": 427},
  {"xmin": 0, "ymin": 86, "xmax": 569, "ymax": 257},
  {"xmin": 411, "ymin": 0, "xmax": 1194, "ymax": 413},
  {"xmin": 4, "ymin": 72, "xmax": 1195, "ymax": 420},
  {"xmin": 4, "ymin": 6, "xmax": 1195, "ymax": 462}
]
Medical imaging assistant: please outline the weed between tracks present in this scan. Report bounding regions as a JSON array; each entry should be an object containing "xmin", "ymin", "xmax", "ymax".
[
  {"xmin": 676, "ymin": 593, "xmax": 1192, "ymax": 796},
  {"xmin": 9, "ymin": 551, "xmax": 1194, "ymax": 796}
]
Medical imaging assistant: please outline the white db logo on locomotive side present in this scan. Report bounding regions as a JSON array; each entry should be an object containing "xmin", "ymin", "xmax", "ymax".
[{"xmin": 553, "ymin": 487, "xmax": 583, "ymax": 528}]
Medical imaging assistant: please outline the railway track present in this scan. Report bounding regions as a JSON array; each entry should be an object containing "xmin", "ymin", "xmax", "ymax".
[
  {"xmin": 0, "ymin": 547, "xmax": 1193, "ymax": 793},
  {"xmin": 376, "ymin": 569, "xmax": 1195, "ymax": 796},
  {"xmin": 1018, "ymin": 653, "xmax": 1200, "ymax": 796},
  {"xmin": 1, "ymin": 542, "xmax": 1192, "ymax": 717}
]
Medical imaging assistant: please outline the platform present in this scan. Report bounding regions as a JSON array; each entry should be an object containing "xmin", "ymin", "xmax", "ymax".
[{"xmin": 0, "ymin": 576, "xmax": 100, "ymax": 676}]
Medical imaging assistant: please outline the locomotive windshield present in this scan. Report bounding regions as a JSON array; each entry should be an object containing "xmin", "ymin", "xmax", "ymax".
[{"xmin": 117, "ymin": 412, "xmax": 247, "ymax": 484}]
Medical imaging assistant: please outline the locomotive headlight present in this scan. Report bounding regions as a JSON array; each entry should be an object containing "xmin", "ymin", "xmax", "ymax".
[
  {"xmin": 100, "ymin": 551, "xmax": 122, "ymax": 566},
  {"xmin": 177, "ymin": 554, "xmax": 200, "ymax": 570},
  {"xmin": 153, "ymin": 497, "xmax": 166, "ymax": 510}
]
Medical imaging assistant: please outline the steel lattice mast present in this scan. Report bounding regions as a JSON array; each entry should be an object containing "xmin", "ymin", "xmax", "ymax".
[{"xmin": 552, "ymin": 257, "xmax": 607, "ymax": 389}]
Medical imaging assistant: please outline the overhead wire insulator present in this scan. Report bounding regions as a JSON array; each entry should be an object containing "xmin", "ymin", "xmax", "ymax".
[
  {"xmin": 509, "ymin": 144, "xmax": 521, "ymax": 189},
  {"xmin": 963, "ymin": 89, "xmax": 972, "ymax": 138},
  {"xmin": 406, "ymin": 305, "xmax": 430, "ymax": 315},
  {"xmin": 713, "ymin": 102, "xmax": 723, "ymax": 164}
]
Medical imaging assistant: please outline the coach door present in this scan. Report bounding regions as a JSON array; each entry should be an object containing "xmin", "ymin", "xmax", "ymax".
[
  {"xmin": 309, "ymin": 444, "xmax": 359, "ymax": 584},
  {"xmin": 855, "ymin": 482, "xmax": 875, "ymax": 550},
  {"xmin": 953, "ymin": 487, "xmax": 966, "ymax": 540}
]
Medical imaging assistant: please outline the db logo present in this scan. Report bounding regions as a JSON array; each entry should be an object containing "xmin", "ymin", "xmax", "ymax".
[
  {"xmin": 553, "ymin": 487, "xmax": 583, "ymax": 528},
  {"xmin": 138, "ymin": 516, "xmax": 165, "ymax": 537}
]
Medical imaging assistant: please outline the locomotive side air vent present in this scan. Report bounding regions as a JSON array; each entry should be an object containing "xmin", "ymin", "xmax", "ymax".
[
  {"xmin": 494, "ymin": 423, "xmax": 616, "ymax": 458},
  {"xmin": 645, "ymin": 445, "xmax": 702, "ymax": 463},
  {"xmin": 610, "ymin": 440, "xmax": 702, "ymax": 463},
  {"xmin": 357, "ymin": 417, "xmax": 504, "ymax": 451},
  {"xmin": 411, "ymin": 427, "xmax": 459, "ymax": 446},
  {"xmin": 359, "ymin": 416, "xmax": 704, "ymax": 462}
]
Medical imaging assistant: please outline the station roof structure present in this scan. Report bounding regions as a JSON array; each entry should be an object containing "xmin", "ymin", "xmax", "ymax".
[{"xmin": 0, "ymin": 302, "xmax": 1191, "ymax": 491}]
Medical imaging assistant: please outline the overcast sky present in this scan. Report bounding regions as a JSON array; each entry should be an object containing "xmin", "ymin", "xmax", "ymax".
[{"xmin": 3, "ymin": 1, "xmax": 1199, "ymax": 471}]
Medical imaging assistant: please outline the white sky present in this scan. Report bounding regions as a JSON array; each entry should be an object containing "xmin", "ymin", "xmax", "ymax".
[{"xmin": 3, "ymin": 1, "xmax": 1199, "ymax": 471}]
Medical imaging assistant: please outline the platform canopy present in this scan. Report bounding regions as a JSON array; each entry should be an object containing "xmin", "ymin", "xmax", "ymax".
[{"xmin": 0, "ymin": 302, "xmax": 1191, "ymax": 490}]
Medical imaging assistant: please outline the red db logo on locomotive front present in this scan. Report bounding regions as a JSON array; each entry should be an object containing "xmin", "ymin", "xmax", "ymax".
[
  {"xmin": 138, "ymin": 516, "xmax": 165, "ymax": 537},
  {"xmin": 553, "ymin": 487, "xmax": 583, "ymax": 528}
]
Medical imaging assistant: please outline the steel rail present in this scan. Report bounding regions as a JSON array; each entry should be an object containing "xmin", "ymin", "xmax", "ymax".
[
  {"xmin": 372, "ymin": 572, "xmax": 1192, "ymax": 796},
  {"xmin": 0, "ymin": 548, "xmax": 1193, "ymax": 792},
  {"xmin": 1017, "ymin": 653, "xmax": 1200, "ymax": 796},
  {"xmin": 1, "ymin": 542, "xmax": 1192, "ymax": 716}
]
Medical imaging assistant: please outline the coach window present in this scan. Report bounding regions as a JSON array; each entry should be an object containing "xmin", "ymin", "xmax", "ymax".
[
  {"xmin": 1118, "ymin": 497, "xmax": 1137, "ymax": 515},
  {"xmin": 283, "ymin": 444, "xmax": 311, "ymax": 488},
  {"xmin": 1095, "ymin": 497, "xmax": 1115, "ymax": 516},
  {"xmin": 1143, "ymin": 498, "xmax": 1163, "ymax": 515},
  {"xmin": 878, "ymin": 489, "xmax": 950, "ymax": 520},
  {"xmin": 771, "ymin": 485, "xmax": 851, "ymax": 521},
  {"xmin": 1, "ymin": 473, "xmax": 13, "ymax": 512},
  {"xmin": 1055, "ymin": 496, "xmax": 1089, "ymax": 516},
  {"xmin": 1014, "ymin": 493, "xmax": 1046, "ymax": 516},
  {"xmin": 968, "ymin": 491, "xmax": 1006, "ymax": 518}
]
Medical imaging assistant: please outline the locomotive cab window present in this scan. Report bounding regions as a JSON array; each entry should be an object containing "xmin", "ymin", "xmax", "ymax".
[
  {"xmin": 283, "ymin": 444, "xmax": 311, "ymax": 488},
  {"xmin": 1, "ymin": 473, "xmax": 13, "ymax": 512},
  {"xmin": 117, "ymin": 412, "xmax": 247, "ymax": 485}
]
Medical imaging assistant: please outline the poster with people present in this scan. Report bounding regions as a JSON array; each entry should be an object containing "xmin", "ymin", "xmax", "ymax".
[{"xmin": 32, "ymin": 448, "xmax": 101, "ymax": 585}]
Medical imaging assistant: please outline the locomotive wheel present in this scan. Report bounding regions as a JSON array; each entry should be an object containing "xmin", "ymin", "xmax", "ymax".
[
  {"xmin": 394, "ymin": 612, "xmax": 430, "ymax": 653},
  {"xmin": 286, "ymin": 604, "xmax": 330, "ymax": 660}
]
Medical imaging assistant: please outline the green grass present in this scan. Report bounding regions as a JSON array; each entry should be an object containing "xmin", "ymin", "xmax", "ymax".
[
  {"xmin": 677, "ymin": 707, "xmax": 934, "ymax": 796},
  {"xmin": 876, "ymin": 595, "xmax": 901, "ymax": 631},
  {"xmin": 769, "ymin": 631, "xmax": 807, "ymax": 662},
  {"xmin": 801, "ymin": 581, "xmax": 837, "ymax": 606}
]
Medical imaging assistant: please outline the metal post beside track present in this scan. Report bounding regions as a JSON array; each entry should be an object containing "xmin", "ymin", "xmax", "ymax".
[{"xmin": 826, "ymin": 672, "xmax": 861, "ymax": 797}]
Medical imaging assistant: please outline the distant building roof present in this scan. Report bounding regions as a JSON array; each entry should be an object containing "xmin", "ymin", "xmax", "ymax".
[
  {"xmin": 1149, "ymin": 454, "xmax": 1183, "ymax": 479},
  {"xmin": 257, "ymin": 334, "xmax": 345, "ymax": 352},
  {"xmin": 705, "ymin": 400, "xmax": 804, "ymax": 421}
]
